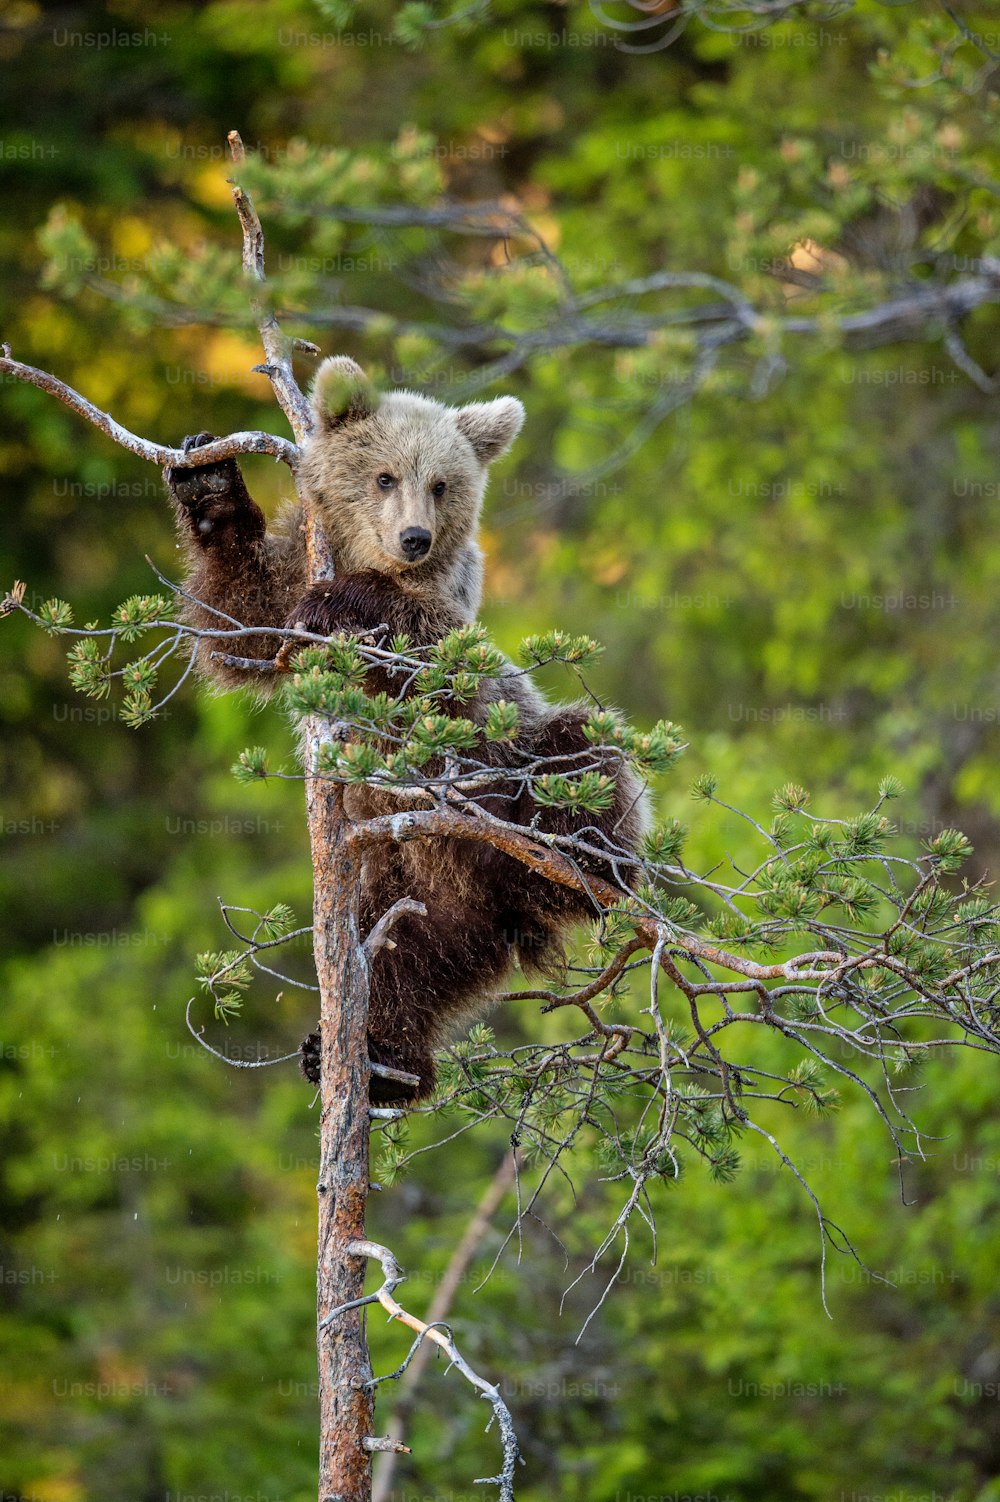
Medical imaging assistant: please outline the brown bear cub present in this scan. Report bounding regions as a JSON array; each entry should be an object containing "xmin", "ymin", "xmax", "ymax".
[{"xmin": 166, "ymin": 358, "xmax": 646, "ymax": 1104}]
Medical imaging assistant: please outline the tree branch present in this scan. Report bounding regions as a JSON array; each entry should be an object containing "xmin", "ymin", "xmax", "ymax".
[
  {"xmin": 350, "ymin": 804, "xmax": 844, "ymax": 984},
  {"xmin": 0, "ymin": 344, "xmax": 299, "ymax": 471},
  {"xmin": 371, "ymin": 1152, "xmax": 518, "ymax": 1502},
  {"xmin": 348, "ymin": 1238, "xmax": 521, "ymax": 1502},
  {"xmin": 364, "ymin": 897, "xmax": 428, "ymax": 961},
  {"xmin": 227, "ymin": 129, "xmax": 317, "ymax": 445}
]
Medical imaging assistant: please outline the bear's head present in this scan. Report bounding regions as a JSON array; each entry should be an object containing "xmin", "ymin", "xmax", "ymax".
[{"xmin": 299, "ymin": 356, "xmax": 524, "ymax": 580}]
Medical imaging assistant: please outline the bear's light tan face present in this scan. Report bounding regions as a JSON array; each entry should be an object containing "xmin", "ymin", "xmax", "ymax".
[
  {"xmin": 299, "ymin": 358, "xmax": 524, "ymax": 581},
  {"xmin": 310, "ymin": 398, "xmax": 482, "ymax": 572}
]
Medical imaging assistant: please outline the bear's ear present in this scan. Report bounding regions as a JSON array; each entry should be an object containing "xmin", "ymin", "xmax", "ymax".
[
  {"xmin": 311, "ymin": 356, "xmax": 379, "ymax": 428},
  {"xmin": 454, "ymin": 397, "xmax": 525, "ymax": 465}
]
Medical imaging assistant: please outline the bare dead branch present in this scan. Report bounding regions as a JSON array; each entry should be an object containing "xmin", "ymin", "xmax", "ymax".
[
  {"xmin": 370, "ymin": 1063, "xmax": 422, "ymax": 1089},
  {"xmin": 372, "ymin": 1152, "xmax": 517, "ymax": 1502},
  {"xmin": 364, "ymin": 897, "xmax": 429, "ymax": 960},
  {"xmin": 210, "ymin": 651, "xmax": 285, "ymax": 673},
  {"xmin": 348, "ymin": 1238, "xmax": 521, "ymax": 1502},
  {"xmin": 227, "ymin": 129, "xmax": 317, "ymax": 445},
  {"xmin": 0, "ymin": 344, "xmax": 299, "ymax": 470},
  {"xmin": 363, "ymin": 1436, "xmax": 411, "ymax": 1455}
]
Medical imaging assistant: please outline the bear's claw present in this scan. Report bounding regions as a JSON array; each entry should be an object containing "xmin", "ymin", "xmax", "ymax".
[
  {"xmin": 166, "ymin": 433, "xmax": 234, "ymax": 504},
  {"xmin": 299, "ymin": 1029, "xmax": 431, "ymax": 1107}
]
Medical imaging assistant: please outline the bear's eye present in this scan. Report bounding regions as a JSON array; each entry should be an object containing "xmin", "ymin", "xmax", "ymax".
[
  {"xmin": 431, "ymin": 480, "xmax": 447, "ymax": 499},
  {"xmin": 377, "ymin": 472, "xmax": 397, "ymax": 489}
]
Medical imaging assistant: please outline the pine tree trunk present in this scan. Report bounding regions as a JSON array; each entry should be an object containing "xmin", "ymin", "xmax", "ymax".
[
  {"xmin": 299, "ymin": 418, "xmax": 375, "ymax": 1499},
  {"xmin": 309, "ymin": 761, "xmax": 375, "ymax": 1502}
]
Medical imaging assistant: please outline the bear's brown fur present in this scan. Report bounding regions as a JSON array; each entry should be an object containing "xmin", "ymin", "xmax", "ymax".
[{"xmin": 166, "ymin": 359, "xmax": 646, "ymax": 1103}]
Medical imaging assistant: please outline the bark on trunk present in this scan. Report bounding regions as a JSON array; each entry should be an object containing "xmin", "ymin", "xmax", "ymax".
[{"xmin": 310, "ymin": 765, "xmax": 375, "ymax": 1502}]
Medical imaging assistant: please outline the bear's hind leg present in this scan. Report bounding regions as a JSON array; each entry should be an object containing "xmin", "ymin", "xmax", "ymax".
[
  {"xmin": 300, "ymin": 874, "xmax": 519, "ymax": 1105},
  {"xmin": 298, "ymin": 1028, "xmax": 433, "ymax": 1106}
]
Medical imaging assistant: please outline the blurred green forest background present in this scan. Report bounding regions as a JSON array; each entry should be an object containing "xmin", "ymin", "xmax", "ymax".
[{"xmin": 3, "ymin": 1, "xmax": 1000, "ymax": 1498}]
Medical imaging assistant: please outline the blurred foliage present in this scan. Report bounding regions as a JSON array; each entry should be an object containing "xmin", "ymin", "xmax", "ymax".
[{"xmin": 3, "ymin": 0, "xmax": 1000, "ymax": 1499}]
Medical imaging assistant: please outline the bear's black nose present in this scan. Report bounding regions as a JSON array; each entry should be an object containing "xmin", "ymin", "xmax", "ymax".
[{"xmin": 400, "ymin": 528, "xmax": 432, "ymax": 561}]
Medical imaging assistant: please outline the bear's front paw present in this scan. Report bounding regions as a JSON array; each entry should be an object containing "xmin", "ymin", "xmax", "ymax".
[
  {"xmin": 166, "ymin": 433, "xmax": 265, "ymax": 546},
  {"xmin": 286, "ymin": 571, "xmax": 407, "ymax": 643},
  {"xmin": 285, "ymin": 583, "xmax": 340, "ymax": 639}
]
